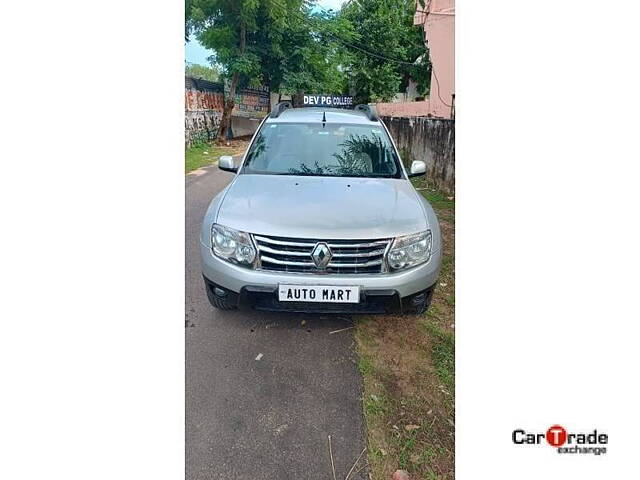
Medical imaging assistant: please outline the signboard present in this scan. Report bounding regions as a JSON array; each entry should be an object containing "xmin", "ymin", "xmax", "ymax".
[
  {"xmin": 303, "ymin": 94, "xmax": 354, "ymax": 108},
  {"xmin": 232, "ymin": 85, "xmax": 270, "ymax": 119}
]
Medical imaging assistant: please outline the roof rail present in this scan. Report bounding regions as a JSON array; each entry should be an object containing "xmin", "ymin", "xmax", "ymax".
[
  {"xmin": 270, "ymin": 101, "xmax": 292, "ymax": 118},
  {"xmin": 354, "ymin": 104, "xmax": 379, "ymax": 121}
]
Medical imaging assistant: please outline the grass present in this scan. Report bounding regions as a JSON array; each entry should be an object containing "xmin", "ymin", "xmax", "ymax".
[
  {"xmin": 422, "ymin": 190, "xmax": 455, "ymax": 212},
  {"xmin": 412, "ymin": 177, "xmax": 455, "ymax": 221},
  {"xmin": 355, "ymin": 183, "xmax": 455, "ymax": 480},
  {"xmin": 185, "ymin": 139, "xmax": 249, "ymax": 173},
  {"xmin": 423, "ymin": 321, "xmax": 455, "ymax": 394}
]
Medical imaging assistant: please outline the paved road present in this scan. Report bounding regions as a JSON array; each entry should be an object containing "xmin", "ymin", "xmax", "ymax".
[{"xmin": 186, "ymin": 161, "xmax": 367, "ymax": 480}]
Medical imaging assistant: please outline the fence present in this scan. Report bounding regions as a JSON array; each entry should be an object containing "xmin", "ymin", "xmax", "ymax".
[{"xmin": 382, "ymin": 116, "xmax": 455, "ymax": 194}]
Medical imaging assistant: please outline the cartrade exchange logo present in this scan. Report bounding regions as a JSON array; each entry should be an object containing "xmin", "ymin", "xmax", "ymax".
[{"xmin": 512, "ymin": 425, "xmax": 608, "ymax": 455}]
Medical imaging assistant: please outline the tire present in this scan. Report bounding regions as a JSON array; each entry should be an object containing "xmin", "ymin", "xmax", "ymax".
[
  {"xmin": 404, "ymin": 287, "xmax": 435, "ymax": 315},
  {"xmin": 205, "ymin": 284, "xmax": 237, "ymax": 310},
  {"xmin": 210, "ymin": 295, "xmax": 237, "ymax": 310}
]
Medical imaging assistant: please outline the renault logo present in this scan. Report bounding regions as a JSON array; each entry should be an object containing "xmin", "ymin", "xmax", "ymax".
[{"xmin": 311, "ymin": 242, "xmax": 332, "ymax": 269}]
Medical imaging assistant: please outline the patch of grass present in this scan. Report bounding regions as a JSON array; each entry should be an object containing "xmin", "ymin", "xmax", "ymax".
[
  {"xmin": 445, "ymin": 293, "xmax": 455, "ymax": 307},
  {"xmin": 429, "ymin": 303, "xmax": 444, "ymax": 318},
  {"xmin": 184, "ymin": 139, "xmax": 248, "ymax": 173},
  {"xmin": 422, "ymin": 321, "xmax": 455, "ymax": 393},
  {"xmin": 398, "ymin": 430, "xmax": 417, "ymax": 469},
  {"xmin": 423, "ymin": 190, "xmax": 455, "ymax": 211},
  {"xmin": 365, "ymin": 393, "xmax": 389, "ymax": 417},
  {"xmin": 185, "ymin": 143, "xmax": 219, "ymax": 173},
  {"xmin": 185, "ymin": 144, "xmax": 230, "ymax": 173},
  {"xmin": 358, "ymin": 355, "xmax": 375, "ymax": 376},
  {"xmin": 412, "ymin": 178, "xmax": 455, "ymax": 211},
  {"xmin": 441, "ymin": 254, "xmax": 454, "ymax": 277},
  {"xmin": 355, "ymin": 189, "xmax": 455, "ymax": 480}
]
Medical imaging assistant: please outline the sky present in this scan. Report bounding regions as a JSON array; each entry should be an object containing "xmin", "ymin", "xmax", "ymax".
[{"xmin": 185, "ymin": 0, "xmax": 348, "ymax": 66}]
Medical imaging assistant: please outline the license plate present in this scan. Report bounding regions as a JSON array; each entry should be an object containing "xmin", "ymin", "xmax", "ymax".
[{"xmin": 278, "ymin": 285, "xmax": 360, "ymax": 303}]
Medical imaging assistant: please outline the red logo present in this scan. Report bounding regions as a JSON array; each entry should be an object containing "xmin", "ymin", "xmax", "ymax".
[{"xmin": 546, "ymin": 425, "xmax": 567, "ymax": 447}]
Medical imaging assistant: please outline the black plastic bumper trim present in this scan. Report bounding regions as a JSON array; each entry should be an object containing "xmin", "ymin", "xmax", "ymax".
[{"xmin": 203, "ymin": 275, "xmax": 435, "ymax": 314}]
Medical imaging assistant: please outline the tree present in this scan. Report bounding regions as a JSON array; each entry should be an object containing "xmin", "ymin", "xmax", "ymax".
[
  {"xmin": 185, "ymin": 63, "xmax": 221, "ymax": 82},
  {"xmin": 255, "ymin": 6, "xmax": 352, "ymax": 101},
  {"xmin": 186, "ymin": 0, "xmax": 302, "ymax": 140},
  {"xmin": 185, "ymin": 0, "xmax": 430, "ymax": 140},
  {"xmin": 337, "ymin": 0, "xmax": 430, "ymax": 103}
]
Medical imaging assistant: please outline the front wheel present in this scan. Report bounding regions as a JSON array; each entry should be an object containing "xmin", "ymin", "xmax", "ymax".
[
  {"xmin": 403, "ymin": 287, "xmax": 435, "ymax": 315},
  {"xmin": 204, "ymin": 281, "xmax": 237, "ymax": 310},
  {"xmin": 208, "ymin": 294, "xmax": 237, "ymax": 310}
]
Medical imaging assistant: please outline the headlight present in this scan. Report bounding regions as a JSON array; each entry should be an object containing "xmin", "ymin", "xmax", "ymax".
[
  {"xmin": 387, "ymin": 230, "xmax": 432, "ymax": 270},
  {"xmin": 211, "ymin": 224, "xmax": 256, "ymax": 267}
]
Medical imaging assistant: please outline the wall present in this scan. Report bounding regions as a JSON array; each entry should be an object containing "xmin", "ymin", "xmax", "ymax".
[
  {"xmin": 231, "ymin": 85, "xmax": 270, "ymax": 120},
  {"xmin": 230, "ymin": 116, "xmax": 263, "ymax": 138},
  {"xmin": 375, "ymin": 101, "xmax": 431, "ymax": 117},
  {"xmin": 230, "ymin": 85, "xmax": 270, "ymax": 138},
  {"xmin": 382, "ymin": 116, "xmax": 455, "ymax": 193},
  {"xmin": 185, "ymin": 77, "xmax": 224, "ymax": 147},
  {"xmin": 414, "ymin": 0, "xmax": 455, "ymax": 118},
  {"xmin": 185, "ymin": 77, "xmax": 270, "ymax": 147}
]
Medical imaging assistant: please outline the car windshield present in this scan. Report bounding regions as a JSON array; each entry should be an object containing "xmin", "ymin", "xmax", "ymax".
[{"xmin": 241, "ymin": 122, "xmax": 402, "ymax": 178}]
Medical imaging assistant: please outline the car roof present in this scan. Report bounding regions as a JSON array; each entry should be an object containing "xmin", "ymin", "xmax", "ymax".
[{"xmin": 265, "ymin": 107, "xmax": 380, "ymax": 125}]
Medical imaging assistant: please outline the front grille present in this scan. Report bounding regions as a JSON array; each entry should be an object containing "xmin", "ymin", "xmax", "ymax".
[{"xmin": 253, "ymin": 234, "xmax": 391, "ymax": 274}]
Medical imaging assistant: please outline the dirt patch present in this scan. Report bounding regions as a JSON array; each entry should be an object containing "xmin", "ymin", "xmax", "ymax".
[{"xmin": 212, "ymin": 135, "xmax": 252, "ymax": 150}]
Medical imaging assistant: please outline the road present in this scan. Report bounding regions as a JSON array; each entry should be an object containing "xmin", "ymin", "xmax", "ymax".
[{"xmin": 186, "ymin": 160, "xmax": 368, "ymax": 480}]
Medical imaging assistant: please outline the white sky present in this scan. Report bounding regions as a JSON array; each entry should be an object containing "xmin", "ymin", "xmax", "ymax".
[{"xmin": 317, "ymin": 0, "xmax": 348, "ymax": 11}]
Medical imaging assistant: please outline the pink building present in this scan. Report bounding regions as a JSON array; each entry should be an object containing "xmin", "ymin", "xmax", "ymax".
[
  {"xmin": 375, "ymin": 1, "xmax": 455, "ymax": 119},
  {"xmin": 414, "ymin": 0, "xmax": 455, "ymax": 118}
]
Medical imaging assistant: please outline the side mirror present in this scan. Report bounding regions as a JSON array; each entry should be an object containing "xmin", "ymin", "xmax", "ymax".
[
  {"xmin": 219, "ymin": 155, "xmax": 238, "ymax": 173},
  {"xmin": 409, "ymin": 160, "xmax": 426, "ymax": 178}
]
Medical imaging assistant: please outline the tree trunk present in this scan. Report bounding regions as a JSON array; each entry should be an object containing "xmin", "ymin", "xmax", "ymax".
[
  {"xmin": 218, "ymin": 72, "xmax": 239, "ymax": 142},
  {"xmin": 217, "ymin": 21, "xmax": 246, "ymax": 142}
]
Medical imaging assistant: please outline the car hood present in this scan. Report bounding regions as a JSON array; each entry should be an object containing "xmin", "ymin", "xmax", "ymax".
[{"xmin": 216, "ymin": 174, "xmax": 428, "ymax": 239}]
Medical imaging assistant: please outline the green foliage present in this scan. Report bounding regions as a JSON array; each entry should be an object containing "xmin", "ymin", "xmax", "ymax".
[
  {"xmin": 185, "ymin": 63, "xmax": 221, "ymax": 82},
  {"xmin": 256, "ymin": 6, "xmax": 351, "ymax": 95},
  {"xmin": 187, "ymin": 0, "xmax": 307, "ymax": 88},
  {"xmin": 186, "ymin": 0, "xmax": 301, "ymax": 138},
  {"xmin": 338, "ymin": 0, "xmax": 431, "ymax": 102},
  {"xmin": 186, "ymin": 1, "xmax": 356, "ymax": 96},
  {"xmin": 185, "ymin": 0, "xmax": 429, "ymax": 102}
]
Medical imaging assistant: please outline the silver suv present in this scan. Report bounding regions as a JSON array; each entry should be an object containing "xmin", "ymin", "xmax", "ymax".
[{"xmin": 200, "ymin": 103, "xmax": 441, "ymax": 314}]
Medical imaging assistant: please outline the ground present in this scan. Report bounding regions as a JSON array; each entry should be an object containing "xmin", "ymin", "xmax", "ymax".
[
  {"xmin": 185, "ymin": 137, "xmax": 250, "ymax": 173},
  {"xmin": 355, "ymin": 178, "xmax": 455, "ymax": 480}
]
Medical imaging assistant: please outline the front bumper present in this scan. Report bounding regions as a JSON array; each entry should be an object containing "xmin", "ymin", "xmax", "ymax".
[
  {"xmin": 200, "ymin": 241, "xmax": 441, "ymax": 313},
  {"xmin": 203, "ymin": 276, "xmax": 435, "ymax": 314}
]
